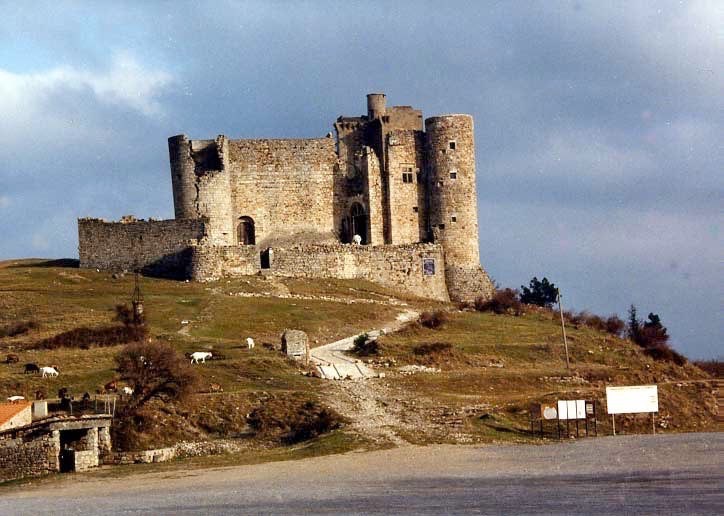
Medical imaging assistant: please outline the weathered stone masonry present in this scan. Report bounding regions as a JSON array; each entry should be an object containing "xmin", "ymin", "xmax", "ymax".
[{"xmin": 78, "ymin": 94, "xmax": 494, "ymax": 302}]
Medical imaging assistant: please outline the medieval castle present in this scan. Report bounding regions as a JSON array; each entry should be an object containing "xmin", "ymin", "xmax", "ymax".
[{"xmin": 78, "ymin": 94, "xmax": 494, "ymax": 302}]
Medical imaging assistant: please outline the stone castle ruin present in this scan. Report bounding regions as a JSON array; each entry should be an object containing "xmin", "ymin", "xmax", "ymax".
[{"xmin": 78, "ymin": 94, "xmax": 494, "ymax": 302}]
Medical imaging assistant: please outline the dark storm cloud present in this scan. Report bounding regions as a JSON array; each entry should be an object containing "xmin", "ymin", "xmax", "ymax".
[{"xmin": 0, "ymin": 1, "xmax": 720, "ymax": 357}]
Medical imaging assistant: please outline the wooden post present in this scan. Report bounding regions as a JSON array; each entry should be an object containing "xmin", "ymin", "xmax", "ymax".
[
  {"xmin": 557, "ymin": 289, "xmax": 570, "ymax": 370},
  {"xmin": 612, "ymin": 414, "xmax": 616, "ymax": 435},
  {"xmin": 652, "ymin": 413, "xmax": 656, "ymax": 435}
]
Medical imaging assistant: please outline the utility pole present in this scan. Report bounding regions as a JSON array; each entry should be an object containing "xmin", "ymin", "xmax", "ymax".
[{"xmin": 557, "ymin": 288, "xmax": 570, "ymax": 370}]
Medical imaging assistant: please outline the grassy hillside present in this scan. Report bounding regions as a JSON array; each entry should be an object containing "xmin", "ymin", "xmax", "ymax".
[{"xmin": 0, "ymin": 259, "xmax": 717, "ymax": 457}]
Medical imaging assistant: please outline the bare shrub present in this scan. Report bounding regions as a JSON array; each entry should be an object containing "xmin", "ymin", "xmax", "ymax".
[
  {"xmin": 693, "ymin": 360, "xmax": 724, "ymax": 377},
  {"xmin": 474, "ymin": 288, "xmax": 522, "ymax": 315},
  {"xmin": 413, "ymin": 342, "xmax": 453, "ymax": 356},
  {"xmin": 0, "ymin": 320, "xmax": 39, "ymax": 338},
  {"xmin": 604, "ymin": 315, "xmax": 625, "ymax": 337},
  {"xmin": 644, "ymin": 342, "xmax": 687, "ymax": 366},
  {"xmin": 247, "ymin": 397, "xmax": 345, "ymax": 444},
  {"xmin": 33, "ymin": 325, "xmax": 147, "ymax": 350},
  {"xmin": 419, "ymin": 310, "xmax": 448, "ymax": 329}
]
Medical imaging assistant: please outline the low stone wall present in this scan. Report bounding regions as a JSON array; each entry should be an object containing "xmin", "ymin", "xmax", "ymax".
[
  {"xmin": 78, "ymin": 217, "xmax": 205, "ymax": 278},
  {"xmin": 104, "ymin": 439, "xmax": 248, "ymax": 465},
  {"xmin": 189, "ymin": 243, "xmax": 449, "ymax": 301},
  {"xmin": 0, "ymin": 430, "xmax": 60, "ymax": 483}
]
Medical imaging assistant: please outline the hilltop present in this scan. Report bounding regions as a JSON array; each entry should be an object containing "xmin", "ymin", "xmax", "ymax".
[{"xmin": 0, "ymin": 259, "xmax": 718, "ymax": 467}]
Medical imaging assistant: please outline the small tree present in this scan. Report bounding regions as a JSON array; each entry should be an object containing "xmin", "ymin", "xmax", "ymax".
[
  {"xmin": 640, "ymin": 313, "xmax": 669, "ymax": 347},
  {"xmin": 520, "ymin": 277, "xmax": 558, "ymax": 308},
  {"xmin": 626, "ymin": 304, "xmax": 641, "ymax": 343},
  {"xmin": 115, "ymin": 340, "xmax": 198, "ymax": 416}
]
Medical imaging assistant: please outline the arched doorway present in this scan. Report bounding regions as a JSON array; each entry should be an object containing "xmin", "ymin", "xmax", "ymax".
[
  {"xmin": 347, "ymin": 203, "xmax": 368, "ymax": 244},
  {"xmin": 237, "ymin": 216, "xmax": 255, "ymax": 245}
]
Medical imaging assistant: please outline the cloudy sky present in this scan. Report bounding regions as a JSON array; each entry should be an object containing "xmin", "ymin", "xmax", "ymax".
[{"xmin": 0, "ymin": 1, "xmax": 721, "ymax": 358}]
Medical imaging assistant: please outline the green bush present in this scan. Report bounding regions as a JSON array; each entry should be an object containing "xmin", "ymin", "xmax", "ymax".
[{"xmin": 352, "ymin": 333, "xmax": 379, "ymax": 356}]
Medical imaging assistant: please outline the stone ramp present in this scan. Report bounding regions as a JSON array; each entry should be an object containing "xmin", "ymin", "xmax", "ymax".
[
  {"xmin": 311, "ymin": 310, "xmax": 418, "ymax": 380},
  {"xmin": 316, "ymin": 362, "xmax": 375, "ymax": 380}
]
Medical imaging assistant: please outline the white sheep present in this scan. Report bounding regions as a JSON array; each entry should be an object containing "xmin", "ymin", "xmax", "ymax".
[
  {"xmin": 246, "ymin": 337, "xmax": 255, "ymax": 350},
  {"xmin": 122, "ymin": 386, "xmax": 134, "ymax": 396},
  {"xmin": 40, "ymin": 366, "xmax": 59, "ymax": 378},
  {"xmin": 352, "ymin": 234, "xmax": 362, "ymax": 245},
  {"xmin": 7, "ymin": 395, "xmax": 25, "ymax": 403},
  {"xmin": 190, "ymin": 351, "xmax": 212, "ymax": 364}
]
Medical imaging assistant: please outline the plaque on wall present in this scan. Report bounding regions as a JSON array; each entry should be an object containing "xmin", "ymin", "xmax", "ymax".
[{"xmin": 423, "ymin": 258, "xmax": 435, "ymax": 275}]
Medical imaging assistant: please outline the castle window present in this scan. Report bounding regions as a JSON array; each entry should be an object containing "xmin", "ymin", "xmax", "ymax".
[
  {"xmin": 438, "ymin": 224, "xmax": 445, "ymax": 230},
  {"xmin": 449, "ymin": 170, "xmax": 457, "ymax": 179},
  {"xmin": 402, "ymin": 173, "xmax": 414, "ymax": 183},
  {"xmin": 413, "ymin": 206, "xmax": 419, "ymax": 213},
  {"xmin": 451, "ymin": 215, "xmax": 457, "ymax": 222},
  {"xmin": 449, "ymin": 141, "xmax": 456, "ymax": 150}
]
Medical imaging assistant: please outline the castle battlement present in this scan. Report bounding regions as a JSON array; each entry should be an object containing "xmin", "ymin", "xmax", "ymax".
[{"xmin": 78, "ymin": 94, "xmax": 494, "ymax": 302}]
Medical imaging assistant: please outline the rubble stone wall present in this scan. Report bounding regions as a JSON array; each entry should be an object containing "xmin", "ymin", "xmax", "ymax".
[
  {"xmin": 78, "ymin": 218, "xmax": 205, "ymax": 277},
  {"xmin": 0, "ymin": 430, "xmax": 60, "ymax": 483}
]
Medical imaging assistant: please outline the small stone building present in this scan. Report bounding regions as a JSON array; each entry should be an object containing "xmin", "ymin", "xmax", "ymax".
[
  {"xmin": 281, "ymin": 329, "xmax": 310, "ymax": 365},
  {"xmin": 0, "ymin": 414, "xmax": 112, "ymax": 483}
]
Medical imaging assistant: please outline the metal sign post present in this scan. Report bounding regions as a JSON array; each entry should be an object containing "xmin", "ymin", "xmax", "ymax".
[{"xmin": 557, "ymin": 289, "xmax": 570, "ymax": 370}]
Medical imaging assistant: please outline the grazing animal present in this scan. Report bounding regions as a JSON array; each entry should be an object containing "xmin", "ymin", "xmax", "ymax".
[
  {"xmin": 5, "ymin": 353, "xmax": 19, "ymax": 364},
  {"xmin": 24, "ymin": 363, "xmax": 40, "ymax": 374},
  {"xmin": 35, "ymin": 390, "xmax": 46, "ymax": 400},
  {"xmin": 104, "ymin": 380, "xmax": 118, "ymax": 392},
  {"xmin": 41, "ymin": 366, "xmax": 59, "ymax": 378},
  {"xmin": 190, "ymin": 351, "xmax": 212, "ymax": 364},
  {"xmin": 122, "ymin": 386, "xmax": 134, "ymax": 396},
  {"xmin": 246, "ymin": 337, "xmax": 255, "ymax": 350},
  {"xmin": 209, "ymin": 383, "xmax": 223, "ymax": 393},
  {"xmin": 7, "ymin": 395, "xmax": 25, "ymax": 403},
  {"xmin": 352, "ymin": 234, "xmax": 362, "ymax": 245}
]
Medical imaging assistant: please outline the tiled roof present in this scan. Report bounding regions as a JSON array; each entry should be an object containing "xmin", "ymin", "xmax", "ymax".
[{"xmin": 0, "ymin": 402, "xmax": 31, "ymax": 426}]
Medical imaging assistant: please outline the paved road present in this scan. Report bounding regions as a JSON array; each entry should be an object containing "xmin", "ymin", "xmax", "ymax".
[{"xmin": 2, "ymin": 433, "xmax": 722, "ymax": 515}]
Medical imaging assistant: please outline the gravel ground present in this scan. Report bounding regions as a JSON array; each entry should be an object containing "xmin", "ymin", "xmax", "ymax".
[{"xmin": 2, "ymin": 432, "xmax": 722, "ymax": 515}]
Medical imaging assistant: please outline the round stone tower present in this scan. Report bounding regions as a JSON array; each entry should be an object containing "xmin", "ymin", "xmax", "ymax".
[
  {"xmin": 168, "ymin": 135, "xmax": 234, "ymax": 245},
  {"xmin": 367, "ymin": 93, "xmax": 386, "ymax": 120},
  {"xmin": 168, "ymin": 135, "xmax": 197, "ymax": 220},
  {"xmin": 425, "ymin": 114, "xmax": 494, "ymax": 302}
]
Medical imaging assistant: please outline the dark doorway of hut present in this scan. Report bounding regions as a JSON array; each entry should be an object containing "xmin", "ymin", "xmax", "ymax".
[{"xmin": 58, "ymin": 428, "xmax": 87, "ymax": 473}]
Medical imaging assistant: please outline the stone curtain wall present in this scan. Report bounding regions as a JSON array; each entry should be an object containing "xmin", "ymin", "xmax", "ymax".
[
  {"xmin": 188, "ymin": 243, "xmax": 448, "ymax": 300},
  {"xmin": 188, "ymin": 244, "xmax": 260, "ymax": 280},
  {"xmin": 0, "ymin": 430, "xmax": 60, "ymax": 483},
  {"xmin": 227, "ymin": 138, "xmax": 338, "ymax": 244},
  {"xmin": 269, "ymin": 244, "xmax": 448, "ymax": 301},
  {"xmin": 78, "ymin": 218, "xmax": 205, "ymax": 277}
]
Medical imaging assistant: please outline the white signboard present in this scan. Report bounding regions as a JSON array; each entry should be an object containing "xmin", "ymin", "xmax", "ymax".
[
  {"xmin": 557, "ymin": 400, "xmax": 587, "ymax": 420},
  {"xmin": 606, "ymin": 385, "xmax": 658, "ymax": 414},
  {"xmin": 575, "ymin": 400, "xmax": 586, "ymax": 419}
]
